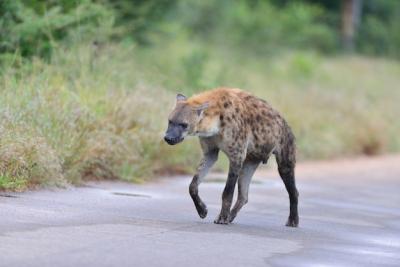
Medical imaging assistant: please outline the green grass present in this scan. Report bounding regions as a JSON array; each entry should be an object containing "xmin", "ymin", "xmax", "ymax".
[
  {"xmin": 0, "ymin": 40, "xmax": 399, "ymax": 190},
  {"xmin": 0, "ymin": 175, "xmax": 27, "ymax": 191}
]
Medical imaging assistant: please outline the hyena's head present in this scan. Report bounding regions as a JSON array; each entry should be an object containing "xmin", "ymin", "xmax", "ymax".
[{"xmin": 164, "ymin": 94, "xmax": 208, "ymax": 145}]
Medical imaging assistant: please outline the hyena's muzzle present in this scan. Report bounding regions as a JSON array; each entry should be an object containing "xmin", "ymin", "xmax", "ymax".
[{"xmin": 164, "ymin": 121, "xmax": 187, "ymax": 145}]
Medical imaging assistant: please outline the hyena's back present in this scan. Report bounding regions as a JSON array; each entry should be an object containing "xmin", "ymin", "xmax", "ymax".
[{"xmin": 189, "ymin": 87, "xmax": 295, "ymax": 164}]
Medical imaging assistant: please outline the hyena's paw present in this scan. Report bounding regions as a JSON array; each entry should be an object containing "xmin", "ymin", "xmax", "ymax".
[
  {"xmin": 214, "ymin": 213, "xmax": 230, "ymax": 224},
  {"xmin": 285, "ymin": 215, "xmax": 299, "ymax": 227},
  {"xmin": 195, "ymin": 202, "xmax": 208, "ymax": 219},
  {"xmin": 228, "ymin": 213, "xmax": 237, "ymax": 223}
]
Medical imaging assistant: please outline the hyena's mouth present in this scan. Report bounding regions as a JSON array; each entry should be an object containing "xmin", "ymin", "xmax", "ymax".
[{"xmin": 164, "ymin": 136, "xmax": 184, "ymax": 145}]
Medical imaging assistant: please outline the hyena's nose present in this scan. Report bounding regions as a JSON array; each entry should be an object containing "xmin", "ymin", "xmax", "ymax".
[
  {"xmin": 164, "ymin": 135, "xmax": 182, "ymax": 145},
  {"xmin": 164, "ymin": 135, "xmax": 174, "ymax": 145}
]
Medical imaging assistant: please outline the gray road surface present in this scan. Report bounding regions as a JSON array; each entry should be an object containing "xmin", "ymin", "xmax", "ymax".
[{"xmin": 1, "ymin": 155, "xmax": 400, "ymax": 267}]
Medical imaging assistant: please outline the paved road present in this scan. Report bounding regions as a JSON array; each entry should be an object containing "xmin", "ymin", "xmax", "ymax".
[{"xmin": 1, "ymin": 155, "xmax": 400, "ymax": 267}]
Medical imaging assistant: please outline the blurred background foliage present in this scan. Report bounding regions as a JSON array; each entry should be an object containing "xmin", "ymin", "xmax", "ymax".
[
  {"xmin": 0, "ymin": 0, "xmax": 399, "ymax": 190},
  {"xmin": 1, "ymin": 0, "xmax": 399, "ymax": 60}
]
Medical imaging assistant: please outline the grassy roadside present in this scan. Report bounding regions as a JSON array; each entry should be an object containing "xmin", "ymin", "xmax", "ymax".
[{"xmin": 1, "ymin": 41, "xmax": 399, "ymax": 191}]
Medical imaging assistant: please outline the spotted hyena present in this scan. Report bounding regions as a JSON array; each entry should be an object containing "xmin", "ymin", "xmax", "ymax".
[{"xmin": 164, "ymin": 88, "xmax": 299, "ymax": 227}]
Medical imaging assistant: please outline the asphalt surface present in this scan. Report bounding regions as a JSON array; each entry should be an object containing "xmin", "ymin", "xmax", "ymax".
[{"xmin": 1, "ymin": 155, "xmax": 399, "ymax": 267}]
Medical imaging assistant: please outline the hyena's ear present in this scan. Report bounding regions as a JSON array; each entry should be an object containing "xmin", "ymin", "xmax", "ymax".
[
  {"xmin": 176, "ymin": 93, "xmax": 187, "ymax": 102},
  {"xmin": 194, "ymin": 102, "xmax": 209, "ymax": 116}
]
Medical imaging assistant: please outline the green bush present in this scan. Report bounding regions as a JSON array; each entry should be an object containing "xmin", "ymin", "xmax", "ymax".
[
  {"xmin": 175, "ymin": 0, "xmax": 338, "ymax": 54},
  {"xmin": 355, "ymin": 0, "xmax": 400, "ymax": 58},
  {"xmin": 0, "ymin": 0, "xmax": 113, "ymax": 61},
  {"xmin": 2, "ymin": 0, "xmax": 400, "ymax": 61},
  {"xmin": 110, "ymin": 0, "xmax": 177, "ymax": 44}
]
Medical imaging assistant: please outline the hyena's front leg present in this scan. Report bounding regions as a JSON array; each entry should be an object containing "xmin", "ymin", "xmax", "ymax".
[
  {"xmin": 189, "ymin": 149, "xmax": 219, "ymax": 219},
  {"xmin": 214, "ymin": 160, "xmax": 242, "ymax": 224}
]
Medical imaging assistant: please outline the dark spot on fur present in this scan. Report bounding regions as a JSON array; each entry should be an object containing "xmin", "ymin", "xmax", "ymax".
[
  {"xmin": 235, "ymin": 107, "xmax": 239, "ymax": 113},
  {"xmin": 256, "ymin": 115, "xmax": 261, "ymax": 122},
  {"xmin": 220, "ymin": 114, "xmax": 224, "ymax": 121},
  {"xmin": 223, "ymin": 101, "xmax": 232, "ymax": 108}
]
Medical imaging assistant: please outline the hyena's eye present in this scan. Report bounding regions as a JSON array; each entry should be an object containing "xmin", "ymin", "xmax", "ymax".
[{"xmin": 179, "ymin": 123, "xmax": 188, "ymax": 129}]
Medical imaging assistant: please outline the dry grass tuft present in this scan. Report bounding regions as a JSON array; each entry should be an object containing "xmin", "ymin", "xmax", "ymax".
[{"xmin": 0, "ymin": 121, "xmax": 65, "ymax": 191}]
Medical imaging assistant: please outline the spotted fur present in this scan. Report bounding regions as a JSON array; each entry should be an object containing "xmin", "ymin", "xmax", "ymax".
[{"xmin": 164, "ymin": 87, "xmax": 299, "ymax": 226}]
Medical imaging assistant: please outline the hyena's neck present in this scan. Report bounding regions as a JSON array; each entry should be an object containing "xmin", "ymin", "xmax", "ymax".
[
  {"xmin": 190, "ymin": 111, "xmax": 218, "ymax": 137},
  {"xmin": 188, "ymin": 87, "xmax": 243, "ymax": 137},
  {"xmin": 193, "ymin": 108, "xmax": 220, "ymax": 137}
]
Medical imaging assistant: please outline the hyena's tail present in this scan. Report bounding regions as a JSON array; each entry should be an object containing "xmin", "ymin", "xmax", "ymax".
[{"xmin": 279, "ymin": 121, "xmax": 296, "ymax": 167}]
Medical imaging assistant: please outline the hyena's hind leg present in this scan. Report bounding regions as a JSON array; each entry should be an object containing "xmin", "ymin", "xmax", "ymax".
[
  {"xmin": 189, "ymin": 148, "xmax": 219, "ymax": 219},
  {"xmin": 275, "ymin": 134, "xmax": 299, "ymax": 227},
  {"xmin": 229, "ymin": 159, "xmax": 260, "ymax": 223}
]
